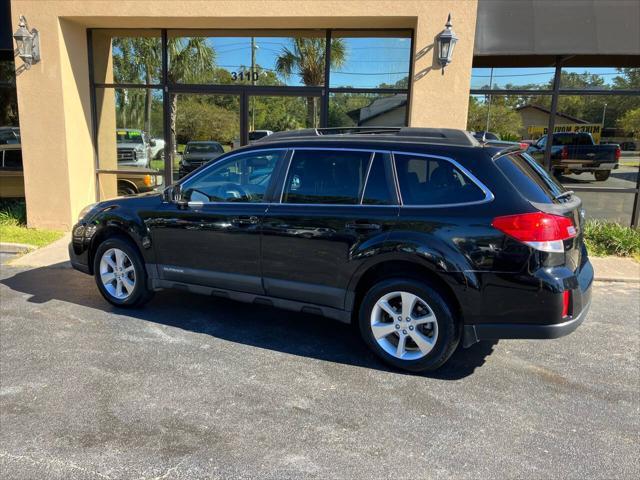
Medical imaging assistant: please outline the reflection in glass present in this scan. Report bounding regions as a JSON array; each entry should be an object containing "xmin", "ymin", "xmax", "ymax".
[
  {"xmin": 471, "ymin": 67, "xmax": 556, "ymax": 91},
  {"xmin": 329, "ymin": 32, "xmax": 411, "ymax": 89},
  {"xmin": 249, "ymin": 95, "xmax": 320, "ymax": 131},
  {"xmin": 329, "ymin": 93, "xmax": 407, "ymax": 127},
  {"xmin": 95, "ymin": 87, "xmax": 164, "ymax": 200},
  {"xmin": 174, "ymin": 94, "xmax": 240, "ymax": 178},
  {"xmin": 92, "ymin": 31, "xmax": 162, "ymax": 84},
  {"xmin": 168, "ymin": 32, "xmax": 333, "ymax": 87}
]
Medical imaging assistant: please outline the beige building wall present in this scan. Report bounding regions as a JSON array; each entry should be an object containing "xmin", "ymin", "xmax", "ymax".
[{"xmin": 11, "ymin": 0, "xmax": 478, "ymax": 230}]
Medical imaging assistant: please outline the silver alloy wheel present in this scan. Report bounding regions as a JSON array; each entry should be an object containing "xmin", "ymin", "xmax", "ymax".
[
  {"xmin": 99, "ymin": 248, "xmax": 136, "ymax": 300},
  {"xmin": 370, "ymin": 291, "xmax": 438, "ymax": 360}
]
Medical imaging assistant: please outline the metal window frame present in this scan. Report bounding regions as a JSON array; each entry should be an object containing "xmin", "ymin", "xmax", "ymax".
[
  {"xmin": 470, "ymin": 60, "xmax": 640, "ymax": 227},
  {"xmin": 86, "ymin": 27, "xmax": 414, "ymax": 202}
]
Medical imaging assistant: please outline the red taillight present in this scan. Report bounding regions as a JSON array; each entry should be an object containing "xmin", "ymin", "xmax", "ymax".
[
  {"xmin": 615, "ymin": 147, "xmax": 621, "ymax": 160},
  {"xmin": 492, "ymin": 212, "xmax": 577, "ymax": 253},
  {"xmin": 562, "ymin": 290, "xmax": 571, "ymax": 318},
  {"xmin": 519, "ymin": 142, "xmax": 529, "ymax": 149},
  {"xmin": 561, "ymin": 146, "xmax": 569, "ymax": 160}
]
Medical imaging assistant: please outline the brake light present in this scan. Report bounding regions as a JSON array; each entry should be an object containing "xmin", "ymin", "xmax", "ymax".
[
  {"xmin": 519, "ymin": 142, "xmax": 528, "ymax": 149},
  {"xmin": 492, "ymin": 212, "xmax": 577, "ymax": 253},
  {"xmin": 615, "ymin": 147, "xmax": 621, "ymax": 160},
  {"xmin": 562, "ymin": 290, "xmax": 571, "ymax": 318},
  {"xmin": 561, "ymin": 146, "xmax": 569, "ymax": 160}
]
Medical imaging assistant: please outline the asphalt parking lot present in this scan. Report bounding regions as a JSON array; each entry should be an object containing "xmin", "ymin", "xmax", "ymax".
[{"xmin": 0, "ymin": 264, "xmax": 638, "ymax": 479}]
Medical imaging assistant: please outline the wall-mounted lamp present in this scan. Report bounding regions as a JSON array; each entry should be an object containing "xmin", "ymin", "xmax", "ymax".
[
  {"xmin": 13, "ymin": 15, "xmax": 40, "ymax": 69},
  {"xmin": 437, "ymin": 13, "xmax": 458, "ymax": 73}
]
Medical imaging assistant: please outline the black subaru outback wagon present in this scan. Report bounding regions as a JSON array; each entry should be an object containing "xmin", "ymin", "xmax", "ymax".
[{"xmin": 70, "ymin": 128, "xmax": 593, "ymax": 372}]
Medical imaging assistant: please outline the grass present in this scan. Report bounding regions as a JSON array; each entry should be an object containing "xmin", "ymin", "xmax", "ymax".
[
  {"xmin": 0, "ymin": 200, "xmax": 64, "ymax": 248},
  {"xmin": 583, "ymin": 219, "xmax": 640, "ymax": 261}
]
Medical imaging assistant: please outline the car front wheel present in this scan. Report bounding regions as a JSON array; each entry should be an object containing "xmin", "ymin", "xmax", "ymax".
[
  {"xmin": 93, "ymin": 236, "xmax": 154, "ymax": 308},
  {"xmin": 358, "ymin": 279, "xmax": 459, "ymax": 372}
]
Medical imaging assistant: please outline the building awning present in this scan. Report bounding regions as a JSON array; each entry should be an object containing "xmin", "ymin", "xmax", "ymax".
[{"xmin": 474, "ymin": 0, "xmax": 640, "ymax": 64}]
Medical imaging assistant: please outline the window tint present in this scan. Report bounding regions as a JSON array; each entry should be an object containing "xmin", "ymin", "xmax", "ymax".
[
  {"xmin": 182, "ymin": 150, "xmax": 283, "ymax": 203},
  {"xmin": 495, "ymin": 153, "xmax": 566, "ymax": 204},
  {"xmin": 2, "ymin": 149, "xmax": 22, "ymax": 169},
  {"xmin": 362, "ymin": 153, "xmax": 394, "ymax": 205},
  {"xmin": 394, "ymin": 154, "xmax": 486, "ymax": 205},
  {"xmin": 283, "ymin": 150, "xmax": 371, "ymax": 204}
]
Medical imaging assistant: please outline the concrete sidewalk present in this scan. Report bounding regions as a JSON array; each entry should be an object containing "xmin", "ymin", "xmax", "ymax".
[
  {"xmin": 2, "ymin": 233, "xmax": 639, "ymax": 282},
  {"xmin": 4, "ymin": 233, "xmax": 71, "ymax": 269}
]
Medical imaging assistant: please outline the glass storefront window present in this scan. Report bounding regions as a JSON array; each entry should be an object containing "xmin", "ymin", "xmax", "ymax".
[
  {"xmin": 173, "ymin": 93, "xmax": 240, "ymax": 178},
  {"xmin": 167, "ymin": 30, "xmax": 327, "ymax": 86},
  {"xmin": 329, "ymin": 31, "xmax": 411, "ymax": 89},
  {"xmin": 92, "ymin": 30, "xmax": 162, "ymax": 85},
  {"xmin": 95, "ymin": 87, "xmax": 164, "ymax": 192},
  {"xmin": 249, "ymin": 95, "xmax": 320, "ymax": 131},
  {"xmin": 470, "ymin": 67, "xmax": 556, "ymax": 91},
  {"xmin": 559, "ymin": 67, "xmax": 639, "ymax": 91},
  {"xmin": 329, "ymin": 92, "xmax": 407, "ymax": 127},
  {"xmin": 467, "ymin": 94, "xmax": 552, "ymax": 141}
]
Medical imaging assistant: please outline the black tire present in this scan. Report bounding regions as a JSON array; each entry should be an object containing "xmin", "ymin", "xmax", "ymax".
[
  {"xmin": 594, "ymin": 170, "xmax": 610, "ymax": 181},
  {"xmin": 118, "ymin": 184, "xmax": 137, "ymax": 196},
  {"xmin": 358, "ymin": 278, "xmax": 459, "ymax": 372},
  {"xmin": 93, "ymin": 236, "xmax": 154, "ymax": 308}
]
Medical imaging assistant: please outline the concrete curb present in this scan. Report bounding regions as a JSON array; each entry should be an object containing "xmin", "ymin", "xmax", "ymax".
[
  {"xmin": 0, "ymin": 242, "xmax": 37, "ymax": 254},
  {"xmin": 593, "ymin": 277, "xmax": 640, "ymax": 284}
]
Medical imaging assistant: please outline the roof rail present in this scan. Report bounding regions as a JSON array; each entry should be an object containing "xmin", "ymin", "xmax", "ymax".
[{"xmin": 256, "ymin": 127, "xmax": 478, "ymax": 146}]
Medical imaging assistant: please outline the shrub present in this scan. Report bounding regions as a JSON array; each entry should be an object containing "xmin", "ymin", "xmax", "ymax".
[
  {"xmin": 0, "ymin": 199, "xmax": 27, "ymax": 226},
  {"xmin": 583, "ymin": 219, "xmax": 640, "ymax": 258}
]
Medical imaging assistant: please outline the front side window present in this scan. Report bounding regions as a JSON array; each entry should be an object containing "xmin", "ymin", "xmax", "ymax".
[
  {"xmin": 182, "ymin": 150, "xmax": 284, "ymax": 203},
  {"xmin": 282, "ymin": 150, "xmax": 372, "ymax": 204},
  {"xmin": 394, "ymin": 153, "xmax": 486, "ymax": 206}
]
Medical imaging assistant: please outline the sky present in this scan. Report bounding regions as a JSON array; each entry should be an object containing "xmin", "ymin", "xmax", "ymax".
[
  {"xmin": 207, "ymin": 36, "xmax": 412, "ymax": 89},
  {"xmin": 470, "ymin": 67, "xmax": 622, "ymax": 90}
]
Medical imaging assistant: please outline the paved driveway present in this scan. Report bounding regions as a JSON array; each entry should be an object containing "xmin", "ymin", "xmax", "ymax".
[{"xmin": 0, "ymin": 265, "xmax": 638, "ymax": 479}]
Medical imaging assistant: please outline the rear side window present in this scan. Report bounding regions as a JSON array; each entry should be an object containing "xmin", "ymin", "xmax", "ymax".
[
  {"xmin": 394, "ymin": 153, "xmax": 486, "ymax": 206},
  {"xmin": 362, "ymin": 153, "xmax": 394, "ymax": 205},
  {"xmin": 495, "ymin": 153, "xmax": 566, "ymax": 204},
  {"xmin": 283, "ymin": 150, "xmax": 371, "ymax": 204}
]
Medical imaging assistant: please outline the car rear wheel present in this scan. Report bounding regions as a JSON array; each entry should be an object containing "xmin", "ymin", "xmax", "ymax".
[
  {"xmin": 594, "ymin": 171, "xmax": 610, "ymax": 181},
  {"xmin": 358, "ymin": 279, "xmax": 459, "ymax": 372},
  {"xmin": 93, "ymin": 236, "xmax": 153, "ymax": 308}
]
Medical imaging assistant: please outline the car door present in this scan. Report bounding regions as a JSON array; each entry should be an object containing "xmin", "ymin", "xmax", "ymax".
[
  {"xmin": 145, "ymin": 148, "xmax": 287, "ymax": 294},
  {"xmin": 261, "ymin": 148, "xmax": 399, "ymax": 309}
]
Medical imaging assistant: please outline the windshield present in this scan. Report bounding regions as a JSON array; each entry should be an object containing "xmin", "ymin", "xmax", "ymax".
[
  {"xmin": 496, "ymin": 152, "xmax": 567, "ymax": 204},
  {"xmin": 116, "ymin": 130, "xmax": 144, "ymax": 143},
  {"xmin": 185, "ymin": 143, "xmax": 223, "ymax": 154}
]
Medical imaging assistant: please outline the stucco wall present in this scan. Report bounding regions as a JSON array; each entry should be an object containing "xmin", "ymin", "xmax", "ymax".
[{"xmin": 11, "ymin": 0, "xmax": 478, "ymax": 230}]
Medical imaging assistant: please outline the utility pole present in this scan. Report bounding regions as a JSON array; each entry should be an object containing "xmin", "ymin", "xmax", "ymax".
[
  {"xmin": 251, "ymin": 37, "xmax": 256, "ymax": 132},
  {"xmin": 601, "ymin": 102, "xmax": 608, "ymax": 128},
  {"xmin": 484, "ymin": 68, "xmax": 494, "ymax": 136}
]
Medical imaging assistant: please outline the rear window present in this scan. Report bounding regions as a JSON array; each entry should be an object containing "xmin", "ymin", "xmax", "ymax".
[
  {"xmin": 495, "ymin": 152, "xmax": 566, "ymax": 204},
  {"xmin": 394, "ymin": 154, "xmax": 486, "ymax": 206}
]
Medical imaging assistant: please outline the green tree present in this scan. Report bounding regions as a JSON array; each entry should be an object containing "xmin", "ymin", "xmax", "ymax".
[
  {"xmin": 467, "ymin": 96, "xmax": 523, "ymax": 140},
  {"xmin": 167, "ymin": 38, "xmax": 216, "ymax": 157},
  {"xmin": 275, "ymin": 37, "xmax": 346, "ymax": 127},
  {"xmin": 618, "ymin": 107, "xmax": 640, "ymax": 137}
]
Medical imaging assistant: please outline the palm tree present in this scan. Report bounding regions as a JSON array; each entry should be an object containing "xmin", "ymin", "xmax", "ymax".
[
  {"xmin": 276, "ymin": 37, "xmax": 346, "ymax": 127},
  {"xmin": 167, "ymin": 38, "xmax": 215, "ymax": 158}
]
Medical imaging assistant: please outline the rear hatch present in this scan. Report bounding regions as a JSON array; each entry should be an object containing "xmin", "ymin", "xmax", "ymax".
[{"xmin": 494, "ymin": 151, "xmax": 585, "ymax": 271}]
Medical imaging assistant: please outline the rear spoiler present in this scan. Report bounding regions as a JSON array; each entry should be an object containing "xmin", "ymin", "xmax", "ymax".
[{"xmin": 490, "ymin": 144, "xmax": 528, "ymax": 160}]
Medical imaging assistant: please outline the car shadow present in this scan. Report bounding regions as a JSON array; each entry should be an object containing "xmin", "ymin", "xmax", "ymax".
[{"xmin": 1, "ymin": 263, "xmax": 498, "ymax": 380}]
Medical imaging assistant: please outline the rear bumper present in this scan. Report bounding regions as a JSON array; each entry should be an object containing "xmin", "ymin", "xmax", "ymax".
[
  {"xmin": 463, "ymin": 300, "xmax": 591, "ymax": 346},
  {"xmin": 463, "ymin": 257, "xmax": 593, "ymax": 347}
]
